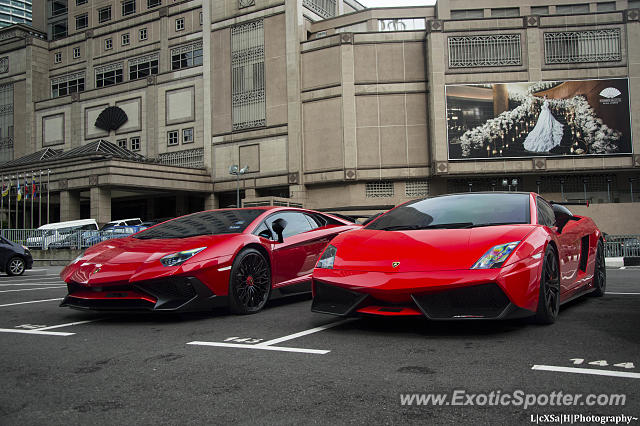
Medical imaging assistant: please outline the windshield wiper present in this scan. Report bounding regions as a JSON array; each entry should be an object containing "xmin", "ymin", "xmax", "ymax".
[
  {"xmin": 379, "ymin": 222, "xmax": 473, "ymax": 231},
  {"xmin": 462, "ymin": 222, "xmax": 521, "ymax": 228}
]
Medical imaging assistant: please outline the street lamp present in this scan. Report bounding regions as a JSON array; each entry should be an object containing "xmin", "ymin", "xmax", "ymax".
[{"xmin": 229, "ymin": 164, "xmax": 249, "ymax": 208}]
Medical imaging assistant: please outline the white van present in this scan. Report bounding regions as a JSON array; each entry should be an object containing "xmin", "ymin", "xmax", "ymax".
[{"xmin": 26, "ymin": 219, "xmax": 99, "ymax": 249}]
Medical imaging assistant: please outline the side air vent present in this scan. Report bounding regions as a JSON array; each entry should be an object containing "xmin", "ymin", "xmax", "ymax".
[{"xmin": 579, "ymin": 235, "xmax": 590, "ymax": 272}]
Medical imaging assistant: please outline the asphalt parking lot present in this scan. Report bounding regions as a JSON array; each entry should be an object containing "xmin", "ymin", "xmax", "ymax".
[{"xmin": 0, "ymin": 266, "xmax": 638, "ymax": 425}]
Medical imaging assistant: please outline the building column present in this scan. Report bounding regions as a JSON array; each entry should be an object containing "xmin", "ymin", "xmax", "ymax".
[
  {"xmin": 204, "ymin": 193, "xmax": 218, "ymax": 210},
  {"xmin": 90, "ymin": 187, "xmax": 111, "ymax": 227},
  {"xmin": 59, "ymin": 190, "xmax": 81, "ymax": 221}
]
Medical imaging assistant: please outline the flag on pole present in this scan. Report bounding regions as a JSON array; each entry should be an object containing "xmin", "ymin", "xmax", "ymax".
[
  {"xmin": 1, "ymin": 181, "xmax": 9, "ymax": 197},
  {"xmin": 24, "ymin": 174, "xmax": 29, "ymax": 201},
  {"xmin": 31, "ymin": 177, "xmax": 37, "ymax": 198},
  {"xmin": 16, "ymin": 176, "xmax": 21, "ymax": 202}
]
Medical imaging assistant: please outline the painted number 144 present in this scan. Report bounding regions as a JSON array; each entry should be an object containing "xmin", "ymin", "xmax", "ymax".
[{"xmin": 570, "ymin": 359, "xmax": 635, "ymax": 369}]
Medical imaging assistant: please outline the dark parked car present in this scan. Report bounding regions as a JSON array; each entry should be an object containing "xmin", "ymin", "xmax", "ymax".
[{"xmin": 0, "ymin": 236, "xmax": 34, "ymax": 276}]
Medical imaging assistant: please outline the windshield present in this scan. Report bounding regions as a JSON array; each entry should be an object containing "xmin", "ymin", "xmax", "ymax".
[
  {"xmin": 366, "ymin": 193, "xmax": 531, "ymax": 231},
  {"xmin": 134, "ymin": 209, "xmax": 264, "ymax": 239}
]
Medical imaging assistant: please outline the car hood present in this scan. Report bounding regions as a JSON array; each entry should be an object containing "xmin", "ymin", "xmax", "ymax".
[
  {"xmin": 62, "ymin": 234, "xmax": 241, "ymax": 285},
  {"xmin": 83, "ymin": 235, "xmax": 233, "ymax": 265},
  {"xmin": 330, "ymin": 225, "xmax": 536, "ymax": 272}
]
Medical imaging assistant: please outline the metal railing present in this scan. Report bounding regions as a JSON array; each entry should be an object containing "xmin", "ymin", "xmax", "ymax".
[
  {"xmin": 604, "ymin": 235, "xmax": 640, "ymax": 258},
  {"xmin": 0, "ymin": 228, "xmax": 140, "ymax": 250},
  {"xmin": 157, "ymin": 148, "xmax": 204, "ymax": 168},
  {"xmin": 544, "ymin": 29, "xmax": 621, "ymax": 64},
  {"xmin": 2, "ymin": 228, "xmax": 638, "ymax": 257}
]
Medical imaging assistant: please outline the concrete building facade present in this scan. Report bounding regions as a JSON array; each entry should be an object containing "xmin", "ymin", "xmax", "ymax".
[{"xmin": 0, "ymin": 0, "xmax": 639, "ymax": 234}]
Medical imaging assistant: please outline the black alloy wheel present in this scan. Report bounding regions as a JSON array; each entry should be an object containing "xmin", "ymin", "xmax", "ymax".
[
  {"xmin": 229, "ymin": 248, "xmax": 271, "ymax": 314},
  {"xmin": 534, "ymin": 246, "xmax": 560, "ymax": 324}
]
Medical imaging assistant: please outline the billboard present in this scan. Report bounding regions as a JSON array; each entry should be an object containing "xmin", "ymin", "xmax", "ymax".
[{"xmin": 446, "ymin": 78, "xmax": 632, "ymax": 160}]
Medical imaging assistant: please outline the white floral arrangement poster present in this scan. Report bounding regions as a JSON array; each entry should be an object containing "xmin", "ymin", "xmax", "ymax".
[{"xmin": 446, "ymin": 78, "xmax": 632, "ymax": 160}]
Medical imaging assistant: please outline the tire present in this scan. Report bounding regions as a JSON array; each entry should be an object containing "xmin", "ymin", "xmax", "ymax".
[
  {"xmin": 228, "ymin": 248, "xmax": 271, "ymax": 314},
  {"xmin": 6, "ymin": 256, "xmax": 26, "ymax": 276},
  {"xmin": 590, "ymin": 240, "xmax": 606, "ymax": 297},
  {"xmin": 534, "ymin": 246, "xmax": 560, "ymax": 325}
]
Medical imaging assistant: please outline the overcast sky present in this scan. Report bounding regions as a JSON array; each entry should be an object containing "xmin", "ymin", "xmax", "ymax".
[{"xmin": 358, "ymin": 0, "xmax": 436, "ymax": 7}]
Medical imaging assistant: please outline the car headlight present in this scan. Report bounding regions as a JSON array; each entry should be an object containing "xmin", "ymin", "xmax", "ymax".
[
  {"xmin": 471, "ymin": 241, "xmax": 520, "ymax": 269},
  {"xmin": 160, "ymin": 247, "xmax": 207, "ymax": 267},
  {"xmin": 316, "ymin": 245, "xmax": 337, "ymax": 269}
]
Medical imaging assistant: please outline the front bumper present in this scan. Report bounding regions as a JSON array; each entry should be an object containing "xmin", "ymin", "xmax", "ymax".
[
  {"xmin": 60, "ymin": 276, "xmax": 228, "ymax": 312},
  {"xmin": 311, "ymin": 257, "xmax": 541, "ymax": 320}
]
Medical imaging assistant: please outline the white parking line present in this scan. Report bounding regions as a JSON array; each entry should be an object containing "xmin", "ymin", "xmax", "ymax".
[
  {"xmin": 0, "ymin": 283, "xmax": 65, "ymax": 287},
  {"xmin": 0, "ymin": 273, "xmax": 61, "ymax": 279},
  {"xmin": 532, "ymin": 365, "xmax": 640, "ymax": 379},
  {"xmin": 0, "ymin": 298, "xmax": 63, "ymax": 308},
  {"xmin": 607, "ymin": 292, "xmax": 640, "ymax": 295},
  {"xmin": 0, "ymin": 276, "xmax": 62, "ymax": 283},
  {"xmin": 0, "ymin": 286, "xmax": 65, "ymax": 293},
  {"xmin": 187, "ymin": 342, "xmax": 330, "ymax": 354},
  {"xmin": 0, "ymin": 328, "xmax": 74, "ymax": 336},
  {"xmin": 258, "ymin": 319, "xmax": 352, "ymax": 346},
  {"xmin": 187, "ymin": 319, "xmax": 352, "ymax": 355},
  {"xmin": 0, "ymin": 318, "xmax": 103, "ymax": 337},
  {"xmin": 37, "ymin": 319, "xmax": 103, "ymax": 330}
]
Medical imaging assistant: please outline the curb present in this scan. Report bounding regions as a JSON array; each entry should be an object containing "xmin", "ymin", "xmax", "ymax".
[
  {"xmin": 606, "ymin": 257, "xmax": 624, "ymax": 268},
  {"xmin": 605, "ymin": 257, "xmax": 640, "ymax": 267}
]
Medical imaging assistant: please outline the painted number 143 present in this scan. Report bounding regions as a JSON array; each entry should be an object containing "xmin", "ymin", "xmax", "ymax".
[{"xmin": 570, "ymin": 359, "xmax": 635, "ymax": 369}]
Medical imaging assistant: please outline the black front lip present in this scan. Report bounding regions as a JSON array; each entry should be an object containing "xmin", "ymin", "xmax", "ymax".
[
  {"xmin": 60, "ymin": 276, "xmax": 228, "ymax": 313},
  {"xmin": 312, "ymin": 280, "xmax": 535, "ymax": 320}
]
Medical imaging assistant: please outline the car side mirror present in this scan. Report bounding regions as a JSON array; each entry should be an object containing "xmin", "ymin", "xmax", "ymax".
[
  {"xmin": 552, "ymin": 204, "xmax": 578, "ymax": 233},
  {"xmin": 258, "ymin": 229, "xmax": 273, "ymax": 240},
  {"xmin": 271, "ymin": 218, "xmax": 287, "ymax": 243}
]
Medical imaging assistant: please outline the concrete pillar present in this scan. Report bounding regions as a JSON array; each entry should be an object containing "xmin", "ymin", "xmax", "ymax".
[
  {"xmin": 202, "ymin": 0, "xmax": 212, "ymax": 173},
  {"xmin": 90, "ymin": 187, "xmax": 111, "ymax": 226},
  {"xmin": 285, "ymin": 0, "xmax": 304, "ymax": 198},
  {"xmin": 59, "ymin": 190, "xmax": 81, "ymax": 221},
  {"xmin": 204, "ymin": 193, "xmax": 218, "ymax": 210}
]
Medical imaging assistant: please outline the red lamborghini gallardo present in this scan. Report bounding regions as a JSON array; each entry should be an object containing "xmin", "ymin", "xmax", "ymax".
[
  {"xmin": 60, "ymin": 207, "xmax": 358, "ymax": 314},
  {"xmin": 312, "ymin": 192, "xmax": 606, "ymax": 324}
]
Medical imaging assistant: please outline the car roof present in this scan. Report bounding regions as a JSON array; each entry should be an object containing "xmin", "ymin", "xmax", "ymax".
[{"xmin": 37, "ymin": 218, "xmax": 98, "ymax": 229}]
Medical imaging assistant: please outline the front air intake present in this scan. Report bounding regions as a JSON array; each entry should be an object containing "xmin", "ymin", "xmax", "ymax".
[
  {"xmin": 311, "ymin": 281, "xmax": 368, "ymax": 316},
  {"xmin": 411, "ymin": 283, "xmax": 510, "ymax": 319}
]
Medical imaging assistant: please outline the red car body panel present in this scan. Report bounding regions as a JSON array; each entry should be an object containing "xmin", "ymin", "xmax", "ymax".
[
  {"xmin": 311, "ymin": 193, "xmax": 603, "ymax": 320},
  {"xmin": 60, "ymin": 207, "xmax": 359, "ymax": 312}
]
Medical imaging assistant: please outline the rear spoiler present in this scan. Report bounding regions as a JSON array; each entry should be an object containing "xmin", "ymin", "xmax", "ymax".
[{"xmin": 549, "ymin": 200, "xmax": 590, "ymax": 207}]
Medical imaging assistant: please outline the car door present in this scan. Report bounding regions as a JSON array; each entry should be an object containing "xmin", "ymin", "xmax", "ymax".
[
  {"xmin": 0, "ymin": 237, "xmax": 12, "ymax": 270},
  {"xmin": 538, "ymin": 198, "xmax": 579, "ymax": 293},
  {"xmin": 263, "ymin": 211, "xmax": 330, "ymax": 287}
]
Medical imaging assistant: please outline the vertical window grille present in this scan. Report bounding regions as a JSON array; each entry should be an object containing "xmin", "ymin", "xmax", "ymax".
[
  {"xmin": 231, "ymin": 20, "xmax": 265, "ymax": 131},
  {"xmin": 448, "ymin": 34, "xmax": 522, "ymax": 68},
  {"xmin": 302, "ymin": 0, "xmax": 336, "ymax": 18},
  {"xmin": 544, "ymin": 29, "xmax": 621, "ymax": 64}
]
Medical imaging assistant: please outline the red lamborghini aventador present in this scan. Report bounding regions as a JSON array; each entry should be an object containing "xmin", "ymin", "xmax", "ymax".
[
  {"xmin": 311, "ymin": 192, "xmax": 606, "ymax": 324},
  {"xmin": 60, "ymin": 207, "xmax": 358, "ymax": 314}
]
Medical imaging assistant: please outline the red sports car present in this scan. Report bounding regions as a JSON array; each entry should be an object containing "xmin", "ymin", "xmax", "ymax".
[
  {"xmin": 60, "ymin": 207, "xmax": 358, "ymax": 314},
  {"xmin": 312, "ymin": 192, "xmax": 606, "ymax": 324}
]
